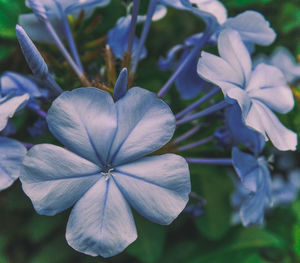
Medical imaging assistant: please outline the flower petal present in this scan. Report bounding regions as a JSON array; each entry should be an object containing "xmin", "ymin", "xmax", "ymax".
[
  {"xmin": 175, "ymin": 51, "xmax": 207, "ymax": 99},
  {"xmin": 222, "ymin": 11, "xmax": 276, "ymax": 46},
  {"xmin": 47, "ymin": 88, "xmax": 117, "ymax": 166},
  {"xmin": 197, "ymin": 51, "xmax": 242, "ymax": 92},
  {"xmin": 270, "ymin": 46, "xmax": 300, "ymax": 83},
  {"xmin": 66, "ymin": 177, "xmax": 137, "ymax": 257},
  {"xmin": 1, "ymin": 71, "xmax": 42, "ymax": 98},
  {"xmin": 0, "ymin": 93, "xmax": 29, "ymax": 131},
  {"xmin": 245, "ymin": 101, "xmax": 297, "ymax": 151},
  {"xmin": 19, "ymin": 13, "xmax": 61, "ymax": 44},
  {"xmin": 247, "ymin": 64, "xmax": 294, "ymax": 114},
  {"xmin": 232, "ymin": 148, "xmax": 259, "ymax": 192},
  {"xmin": 109, "ymin": 87, "xmax": 175, "ymax": 166},
  {"xmin": 218, "ymin": 29, "xmax": 252, "ymax": 86},
  {"xmin": 0, "ymin": 137, "xmax": 26, "ymax": 191},
  {"xmin": 65, "ymin": 0, "xmax": 110, "ymax": 17},
  {"xmin": 113, "ymin": 154, "xmax": 190, "ymax": 225},
  {"xmin": 20, "ymin": 144, "xmax": 101, "ymax": 215},
  {"xmin": 113, "ymin": 68, "xmax": 128, "ymax": 101}
]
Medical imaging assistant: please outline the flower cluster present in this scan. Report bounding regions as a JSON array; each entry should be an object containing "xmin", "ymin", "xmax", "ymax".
[{"xmin": 0, "ymin": 0, "xmax": 299, "ymax": 259}]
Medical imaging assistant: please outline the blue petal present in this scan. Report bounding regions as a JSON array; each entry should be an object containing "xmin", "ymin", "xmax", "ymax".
[
  {"xmin": 66, "ymin": 177, "xmax": 137, "ymax": 257},
  {"xmin": 107, "ymin": 16, "xmax": 147, "ymax": 60},
  {"xmin": 20, "ymin": 144, "xmax": 101, "ymax": 215},
  {"xmin": 217, "ymin": 29, "xmax": 251, "ymax": 86},
  {"xmin": 245, "ymin": 100, "xmax": 297, "ymax": 151},
  {"xmin": 0, "ymin": 93, "xmax": 29, "ymax": 131},
  {"xmin": 197, "ymin": 51, "xmax": 242, "ymax": 92},
  {"xmin": 240, "ymin": 187, "xmax": 265, "ymax": 226},
  {"xmin": 113, "ymin": 154, "xmax": 190, "ymax": 224},
  {"xmin": 232, "ymin": 147, "xmax": 259, "ymax": 192},
  {"xmin": 175, "ymin": 52, "xmax": 207, "ymax": 99},
  {"xmin": 226, "ymin": 104, "xmax": 265, "ymax": 156},
  {"xmin": 270, "ymin": 47, "xmax": 300, "ymax": 83},
  {"xmin": 160, "ymin": 0, "xmax": 187, "ymax": 10},
  {"xmin": 247, "ymin": 64, "xmax": 294, "ymax": 114},
  {"xmin": 158, "ymin": 44, "xmax": 183, "ymax": 70},
  {"xmin": 18, "ymin": 14, "xmax": 61, "ymax": 44},
  {"xmin": 108, "ymin": 87, "xmax": 175, "ymax": 166},
  {"xmin": 113, "ymin": 68, "xmax": 128, "ymax": 101},
  {"xmin": 222, "ymin": 11, "xmax": 276, "ymax": 46},
  {"xmin": 47, "ymin": 88, "xmax": 117, "ymax": 166},
  {"xmin": 0, "ymin": 137, "xmax": 26, "ymax": 191},
  {"xmin": 1, "ymin": 71, "xmax": 43, "ymax": 98},
  {"xmin": 65, "ymin": 0, "xmax": 110, "ymax": 17}
]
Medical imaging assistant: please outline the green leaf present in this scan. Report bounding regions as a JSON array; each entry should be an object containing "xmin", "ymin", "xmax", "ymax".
[
  {"xmin": 192, "ymin": 166, "xmax": 234, "ymax": 240},
  {"xmin": 23, "ymin": 214, "xmax": 65, "ymax": 242},
  {"xmin": 29, "ymin": 236, "xmax": 73, "ymax": 263},
  {"xmin": 189, "ymin": 227, "xmax": 283, "ymax": 263},
  {"xmin": 279, "ymin": 3, "xmax": 300, "ymax": 33},
  {"xmin": 241, "ymin": 253, "xmax": 267, "ymax": 263},
  {"xmin": 126, "ymin": 213, "xmax": 166, "ymax": 263},
  {"xmin": 0, "ymin": 0, "xmax": 26, "ymax": 38}
]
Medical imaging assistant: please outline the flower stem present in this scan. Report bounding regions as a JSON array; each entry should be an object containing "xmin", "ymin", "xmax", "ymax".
[
  {"xmin": 128, "ymin": 0, "xmax": 140, "ymax": 53},
  {"xmin": 157, "ymin": 30, "xmax": 211, "ymax": 98},
  {"xmin": 58, "ymin": 4, "xmax": 84, "ymax": 72},
  {"xmin": 177, "ymin": 136, "xmax": 214, "ymax": 152},
  {"xmin": 130, "ymin": 0, "xmax": 158, "ymax": 74},
  {"xmin": 175, "ymin": 87, "xmax": 220, "ymax": 119},
  {"xmin": 176, "ymin": 100, "xmax": 228, "ymax": 126},
  {"xmin": 173, "ymin": 125, "xmax": 202, "ymax": 144},
  {"xmin": 186, "ymin": 158, "xmax": 232, "ymax": 165},
  {"xmin": 43, "ymin": 20, "xmax": 90, "ymax": 86}
]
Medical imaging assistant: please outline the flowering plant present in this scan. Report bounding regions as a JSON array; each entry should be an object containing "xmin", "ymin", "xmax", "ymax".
[{"xmin": 0, "ymin": 0, "xmax": 300, "ymax": 262}]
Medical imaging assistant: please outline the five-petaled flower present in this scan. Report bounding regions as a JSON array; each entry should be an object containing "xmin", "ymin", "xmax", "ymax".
[
  {"xmin": 20, "ymin": 87, "xmax": 191, "ymax": 258},
  {"xmin": 198, "ymin": 29, "xmax": 297, "ymax": 151}
]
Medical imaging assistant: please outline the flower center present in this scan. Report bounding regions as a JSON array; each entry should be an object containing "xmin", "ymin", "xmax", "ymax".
[{"xmin": 101, "ymin": 167, "xmax": 114, "ymax": 181}]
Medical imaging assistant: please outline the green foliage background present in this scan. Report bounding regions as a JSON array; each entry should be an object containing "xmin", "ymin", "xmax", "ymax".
[{"xmin": 0, "ymin": 0, "xmax": 300, "ymax": 262}]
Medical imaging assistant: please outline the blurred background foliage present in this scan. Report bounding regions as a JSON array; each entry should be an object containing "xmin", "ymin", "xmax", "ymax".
[{"xmin": 1, "ymin": 0, "xmax": 300, "ymax": 262}]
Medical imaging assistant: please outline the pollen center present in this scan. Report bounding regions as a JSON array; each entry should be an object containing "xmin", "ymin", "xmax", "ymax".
[{"xmin": 101, "ymin": 168, "xmax": 114, "ymax": 181}]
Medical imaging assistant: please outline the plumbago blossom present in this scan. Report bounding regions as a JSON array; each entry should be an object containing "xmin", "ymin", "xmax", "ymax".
[
  {"xmin": 20, "ymin": 78, "xmax": 191, "ymax": 257},
  {"xmin": 0, "ymin": 76, "xmax": 29, "ymax": 191},
  {"xmin": 198, "ymin": 29, "xmax": 297, "ymax": 151},
  {"xmin": 255, "ymin": 46, "xmax": 300, "ymax": 84}
]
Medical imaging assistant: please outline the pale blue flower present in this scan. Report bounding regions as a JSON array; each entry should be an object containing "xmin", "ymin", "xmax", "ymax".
[
  {"xmin": 0, "ymin": 89, "xmax": 29, "ymax": 132},
  {"xmin": 19, "ymin": 0, "xmax": 110, "ymax": 43},
  {"xmin": 0, "ymin": 71, "xmax": 48, "ymax": 112},
  {"xmin": 107, "ymin": 5, "xmax": 167, "ymax": 60},
  {"xmin": 161, "ymin": 0, "xmax": 227, "ymax": 29},
  {"xmin": 0, "ymin": 137, "xmax": 27, "ymax": 191},
  {"xmin": 255, "ymin": 47, "xmax": 300, "ymax": 83},
  {"xmin": 232, "ymin": 147, "xmax": 272, "ymax": 226},
  {"xmin": 198, "ymin": 29, "xmax": 297, "ymax": 151},
  {"xmin": 20, "ymin": 87, "xmax": 190, "ymax": 257},
  {"xmin": 221, "ymin": 11, "xmax": 276, "ymax": 47}
]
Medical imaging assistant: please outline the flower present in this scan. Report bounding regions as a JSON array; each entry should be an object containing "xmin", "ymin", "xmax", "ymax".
[
  {"xmin": 0, "ymin": 71, "xmax": 48, "ymax": 112},
  {"xmin": 197, "ymin": 29, "xmax": 297, "ymax": 151},
  {"xmin": 255, "ymin": 47, "xmax": 300, "ymax": 83},
  {"xmin": 0, "ymin": 137, "xmax": 27, "ymax": 191},
  {"xmin": 20, "ymin": 87, "xmax": 191, "ymax": 257},
  {"xmin": 0, "ymin": 89, "xmax": 29, "ymax": 132},
  {"xmin": 232, "ymin": 147, "xmax": 272, "ymax": 226},
  {"xmin": 19, "ymin": 0, "xmax": 110, "ymax": 43},
  {"xmin": 161, "ymin": 0, "xmax": 227, "ymax": 28}
]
